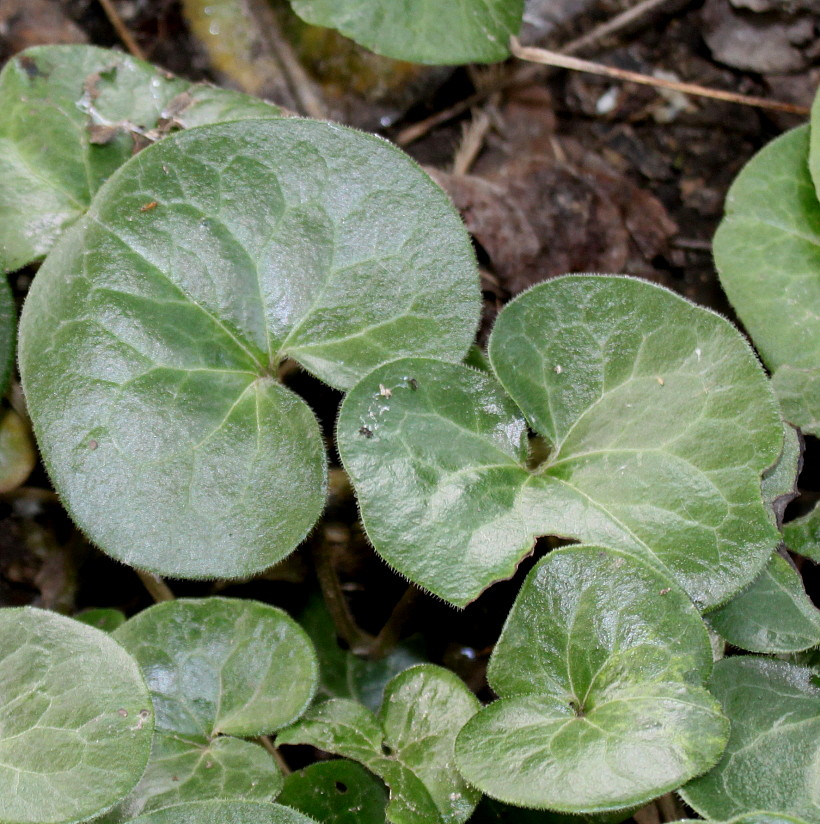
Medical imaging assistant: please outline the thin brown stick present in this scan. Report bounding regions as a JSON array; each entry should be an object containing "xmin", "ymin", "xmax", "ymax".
[
  {"xmin": 510, "ymin": 37, "xmax": 810, "ymax": 116},
  {"xmin": 367, "ymin": 585, "xmax": 424, "ymax": 660},
  {"xmin": 97, "ymin": 0, "xmax": 146, "ymax": 60},
  {"xmin": 257, "ymin": 735, "xmax": 291, "ymax": 774},
  {"xmin": 452, "ymin": 106, "xmax": 494, "ymax": 176},
  {"xmin": 136, "ymin": 569, "xmax": 175, "ymax": 602},
  {"xmin": 311, "ymin": 523, "xmax": 373, "ymax": 654}
]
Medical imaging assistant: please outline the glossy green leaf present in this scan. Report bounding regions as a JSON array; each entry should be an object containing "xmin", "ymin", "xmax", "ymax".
[
  {"xmin": 278, "ymin": 664, "xmax": 481, "ymax": 824},
  {"xmin": 338, "ymin": 275, "xmax": 782, "ymax": 607},
  {"xmin": 74, "ymin": 607, "xmax": 127, "ymax": 632},
  {"xmin": 0, "ymin": 277, "xmax": 13, "ymax": 395},
  {"xmin": 0, "ymin": 44, "xmax": 279, "ymax": 273},
  {"xmin": 300, "ymin": 594, "xmax": 427, "ymax": 711},
  {"xmin": 714, "ymin": 125, "xmax": 820, "ymax": 436},
  {"xmin": 19, "ymin": 117, "xmax": 479, "ymax": 579},
  {"xmin": 106, "ymin": 598, "xmax": 317, "ymax": 819},
  {"xmin": 124, "ymin": 801, "xmax": 317, "ymax": 824},
  {"xmin": 0, "ymin": 607, "xmax": 154, "ymax": 824},
  {"xmin": 455, "ymin": 547, "xmax": 728, "ymax": 813},
  {"xmin": 278, "ymin": 760, "xmax": 387, "ymax": 824},
  {"xmin": 288, "ymin": 0, "xmax": 525, "ymax": 64},
  {"xmin": 784, "ymin": 502, "xmax": 820, "ymax": 563},
  {"xmin": 0, "ymin": 409, "xmax": 36, "ymax": 493},
  {"xmin": 681, "ymin": 657, "xmax": 820, "ymax": 822},
  {"xmin": 706, "ymin": 551, "xmax": 820, "ymax": 652}
]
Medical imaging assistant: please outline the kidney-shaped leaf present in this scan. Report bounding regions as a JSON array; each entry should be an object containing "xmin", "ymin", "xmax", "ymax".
[
  {"xmin": 125, "ymin": 801, "xmax": 317, "ymax": 824},
  {"xmin": 0, "ymin": 607, "xmax": 154, "ymax": 824},
  {"xmin": 104, "ymin": 598, "xmax": 318, "ymax": 820},
  {"xmin": 0, "ymin": 44, "xmax": 279, "ymax": 273},
  {"xmin": 713, "ymin": 125, "xmax": 820, "ymax": 436},
  {"xmin": 278, "ymin": 760, "xmax": 387, "ymax": 824},
  {"xmin": 680, "ymin": 657, "xmax": 820, "ymax": 822},
  {"xmin": 455, "ymin": 547, "xmax": 728, "ymax": 813},
  {"xmin": 278, "ymin": 665, "xmax": 480, "ymax": 824},
  {"xmin": 288, "ymin": 0, "xmax": 525, "ymax": 65},
  {"xmin": 338, "ymin": 275, "xmax": 782, "ymax": 607},
  {"xmin": 18, "ymin": 118, "xmax": 479, "ymax": 579},
  {"xmin": 706, "ymin": 551, "xmax": 820, "ymax": 653}
]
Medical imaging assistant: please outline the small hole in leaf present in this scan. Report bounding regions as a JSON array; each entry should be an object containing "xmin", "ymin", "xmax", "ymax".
[
  {"xmin": 335, "ymin": 781, "xmax": 348, "ymax": 794},
  {"xmin": 381, "ymin": 743, "xmax": 393, "ymax": 756}
]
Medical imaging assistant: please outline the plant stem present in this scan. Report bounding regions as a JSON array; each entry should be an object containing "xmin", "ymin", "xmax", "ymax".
[
  {"xmin": 367, "ymin": 584, "xmax": 423, "ymax": 660},
  {"xmin": 97, "ymin": 0, "xmax": 146, "ymax": 60},
  {"xmin": 509, "ymin": 37, "xmax": 810, "ymax": 116},
  {"xmin": 311, "ymin": 523, "xmax": 373, "ymax": 655},
  {"xmin": 257, "ymin": 735, "xmax": 291, "ymax": 774},
  {"xmin": 136, "ymin": 569, "xmax": 175, "ymax": 602}
]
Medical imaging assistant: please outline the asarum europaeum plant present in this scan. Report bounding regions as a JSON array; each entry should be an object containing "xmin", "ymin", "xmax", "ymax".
[{"xmin": 0, "ymin": 44, "xmax": 818, "ymax": 824}]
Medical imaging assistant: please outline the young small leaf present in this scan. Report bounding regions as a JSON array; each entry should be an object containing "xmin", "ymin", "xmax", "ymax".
[
  {"xmin": 706, "ymin": 551, "xmax": 820, "ymax": 653},
  {"xmin": 713, "ymin": 125, "xmax": 820, "ymax": 436},
  {"xmin": 0, "ymin": 44, "xmax": 279, "ymax": 273},
  {"xmin": 338, "ymin": 276, "xmax": 782, "ymax": 607},
  {"xmin": 455, "ymin": 547, "xmax": 728, "ymax": 813},
  {"xmin": 288, "ymin": 0, "xmax": 525, "ymax": 65},
  {"xmin": 105, "ymin": 598, "xmax": 318, "ymax": 819},
  {"xmin": 18, "ymin": 118, "xmax": 479, "ymax": 579},
  {"xmin": 74, "ymin": 607, "xmax": 127, "ymax": 632},
  {"xmin": 680, "ymin": 657, "xmax": 820, "ymax": 822},
  {"xmin": 278, "ymin": 664, "xmax": 481, "ymax": 824},
  {"xmin": 123, "ymin": 800, "xmax": 317, "ymax": 824},
  {"xmin": 278, "ymin": 760, "xmax": 388, "ymax": 824},
  {"xmin": 784, "ymin": 502, "xmax": 820, "ymax": 563},
  {"xmin": 0, "ymin": 607, "xmax": 154, "ymax": 824}
]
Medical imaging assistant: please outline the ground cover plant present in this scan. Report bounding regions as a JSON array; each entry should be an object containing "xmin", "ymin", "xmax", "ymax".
[{"xmin": 0, "ymin": 13, "xmax": 818, "ymax": 824}]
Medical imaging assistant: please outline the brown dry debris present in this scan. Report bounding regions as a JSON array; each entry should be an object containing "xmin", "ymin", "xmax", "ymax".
[{"xmin": 0, "ymin": 0, "xmax": 87, "ymax": 55}]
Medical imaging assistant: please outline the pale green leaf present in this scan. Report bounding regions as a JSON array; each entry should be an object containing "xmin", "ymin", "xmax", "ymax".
[
  {"xmin": 455, "ymin": 547, "xmax": 728, "ymax": 813},
  {"xmin": 107, "ymin": 598, "xmax": 317, "ymax": 819},
  {"xmin": 124, "ymin": 801, "xmax": 317, "ymax": 824},
  {"xmin": 0, "ymin": 44, "xmax": 279, "ymax": 273},
  {"xmin": 278, "ymin": 665, "xmax": 481, "ymax": 824},
  {"xmin": 784, "ymin": 502, "xmax": 820, "ymax": 563},
  {"xmin": 713, "ymin": 126, "xmax": 820, "ymax": 436},
  {"xmin": 288, "ymin": 0, "xmax": 525, "ymax": 64},
  {"xmin": 0, "ymin": 277, "xmax": 13, "ymax": 395},
  {"xmin": 338, "ymin": 275, "xmax": 782, "ymax": 607},
  {"xmin": 810, "ymin": 87, "xmax": 820, "ymax": 194},
  {"xmin": 0, "ymin": 409, "xmax": 36, "ymax": 493},
  {"xmin": 278, "ymin": 760, "xmax": 387, "ymax": 824},
  {"xmin": 0, "ymin": 607, "xmax": 154, "ymax": 824},
  {"xmin": 19, "ymin": 118, "xmax": 479, "ymax": 579},
  {"xmin": 706, "ymin": 552, "xmax": 820, "ymax": 653},
  {"xmin": 680, "ymin": 657, "xmax": 820, "ymax": 822}
]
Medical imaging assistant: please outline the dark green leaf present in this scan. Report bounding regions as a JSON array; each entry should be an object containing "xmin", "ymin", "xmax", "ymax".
[
  {"xmin": 278, "ymin": 665, "xmax": 481, "ymax": 824},
  {"xmin": 706, "ymin": 552, "xmax": 820, "ymax": 653},
  {"xmin": 455, "ymin": 547, "xmax": 728, "ymax": 812},
  {"xmin": 784, "ymin": 502, "xmax": 820, "ymax": 563},
  {"xmin": 278, "ymin": 760, "xmax": 387, "ymax": 824},
  {"xmin": 19, "ymin": 118, "xmax": 479, "ymax": 579},
  {"xmin": 107, "ymin": 598, "xmax": 317, "ymax": 819},
  {"xmin": 288, "ymin": 0, "xmax": 525, "ymax": 64},
  {"xmin": 471, "ymin": 798, "xmax": 635, "ymax": 824},
  {"xmin": 713, "ymin": 125, "xmax": 820, "ymax": 436},
  {"xmin": 760, "ymin": 424, "xmax": 801, "ymax": 526},
  {"xmin": 124, "ymin": 801, "xmax": 317, "ymax": 824},
  {"xmin": 681, "ymin": 657, "xmax": 820, "ymax": 822},
  {"xmin": 0, "ymin": 44, "xmax": 279, "ymax": 273},
  {"xmin": 338, "ymin": 276, "xmax": 782, "ymax": 607},
  {"xmin": 0, "ymin": 607, "xmax": 154, "ymax": 824},
  {"xmin": 74, "ymin": 607, "xmax": 127, "ymax": 632}
]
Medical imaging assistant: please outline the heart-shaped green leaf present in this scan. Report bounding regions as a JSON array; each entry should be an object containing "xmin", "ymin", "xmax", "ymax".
[
  {"xmin": 278, "ymin": 760, "xmax": 388, "ymax": 824},
  {"xmin": 338, "ymin": 275, "xmax": 782, "ymax": 607},
  {"xmin": 455, "ymin": 546, "xmax": 728, "ymax": 813},
  {"xmin": 278, "ymin": 664, "xmax": 481, "ymax": 824},
  {"xmin": 706, "ymin": 551, "xmax": 820, "ymax": 653},
  {"xmin": 0, "ymin": 44, "xmax": 279, "ymax": 273},
  {"xmin": 680, "ymin": 657, "xmax": 820, "ymax": 822},
  {"xmin": 18, "ymin": 117, "xmax": 479, "ymax": 579},
  {"xmin": 0, "ymin": 607, "xmax": 154, "ymax": 824},
  {"xmin": 0, "ymin": 276, "xmax": 13, "ymax": 395},
  {"xmin": 288, "ymin": 0, "xmax": 525, "ymax": 64},
  {"xmin": 124, "ymin": 801, "xmax": 317, "ymax": 824},
  {"xmin": 784, "ymin": 502, "xmax": 820, "ymax": 563},
  {"xmin": 713, "ymin": 123, "xmax": 820, "ymax": 436},
  {"xmin": 104, "ymin": 598, "xmax": 318, "ymax": 820}
]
